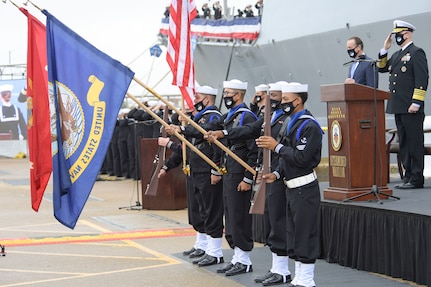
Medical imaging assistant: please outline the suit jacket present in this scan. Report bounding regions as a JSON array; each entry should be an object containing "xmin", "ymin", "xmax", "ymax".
[
  {"xmin": 378, "ymin": 43, "xmax": 429, "ymax": 114},
  {"xmin": 348, "ymin": 54, "xmax": 379, "ymax": 88}
]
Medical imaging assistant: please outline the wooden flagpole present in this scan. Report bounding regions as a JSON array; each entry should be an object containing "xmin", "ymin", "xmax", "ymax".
[
  {"xmin": 126, "ymin": 92, "xmax": 225, "ymax": 174},
  {"xmin": 132, "ymin": 77, "xmax": 256, "ymax": 176},
  {"xmin": 180, "ymin": 94, "xmax": 189, "ymax": 175}
]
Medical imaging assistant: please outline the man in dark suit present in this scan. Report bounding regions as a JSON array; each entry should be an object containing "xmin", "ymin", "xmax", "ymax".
[
  {"xmin": 377, "ymin": 20, "xmax": 429, "ymax": 189},
  {"xmin": 345, "ymin": 36, "xmax": 378, "ymax": 88}
]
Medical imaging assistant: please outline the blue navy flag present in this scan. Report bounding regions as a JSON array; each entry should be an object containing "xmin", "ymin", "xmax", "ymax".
[{"xmin": 44, "ymin": 10, "xmax": 135, "ymax": 229}]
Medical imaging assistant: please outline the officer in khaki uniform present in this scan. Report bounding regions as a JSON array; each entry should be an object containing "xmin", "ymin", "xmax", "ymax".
[{"xmin": 377, "ymin": 20, "xmax": 429, "ymax": 189}]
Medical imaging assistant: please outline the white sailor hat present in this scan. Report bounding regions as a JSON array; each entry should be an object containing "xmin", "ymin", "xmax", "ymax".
[
  {"xmin": 281, "ymin": 82, "xmax": 308, "ymax": 93},
  {"xmin": 0, "ymin": 84, "xmax": 13, "ymax": 94},
  {"xmin": 254, "ymin": 84, "xmax": 268, "ymax": 92},
  {"xmin": 195, "ymin": 85, "xmax": 218, "ymax": 96},
  {"xmin": 392, "ymin": 20, "xmax": 416, "ymax": 33},
  {"xmin": 223, "ymin": 79, "xmax": 247, "ymax": 90},
  {"xmin": 269, "ymin": 81, "xmax": 289, "ymax": 92}
]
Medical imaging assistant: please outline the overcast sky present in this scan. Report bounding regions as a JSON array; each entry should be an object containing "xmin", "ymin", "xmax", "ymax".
[{"xmin": 0, "ymin": 0, "xmax": 255, "ymax": 98}]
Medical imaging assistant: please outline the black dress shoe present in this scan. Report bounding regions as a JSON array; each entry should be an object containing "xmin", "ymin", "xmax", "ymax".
[
  {"xmin": 217, "ymin": 262, "xmax": 234, "ymax": 273},
  {"xmin": 189, "ymin": 248, "xmax": 205, "ymax": 258},
  {"xmin": 395, "ymin": 182, "xmax": 423, "ymax": 189},
  {"xmin": 182, "ymin": 247, "xmax": 196, "ymax": 256},
  {"xmin": 254, "ymin": 271, "xmax": 273, "ymax": 283},
  {"xmin": 225, "ymin": 262, "xmax": 253, "ymax": 276},
  {"xmin": 192, "ymin": 254, "xmax": 207, "ymax": 264},
  {"xmin": 262, "ymin": 273, "xmax": 292, "ymax": 286},
  {"xmin": 197, "ymin": 255, "xmax": 224, "ymax": 266}
]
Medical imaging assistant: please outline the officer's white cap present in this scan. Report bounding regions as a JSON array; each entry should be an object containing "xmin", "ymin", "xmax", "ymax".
[
  {"xmin": 269, "ymin": 81, "xmax": 289, "ymax": 92},
  {"xmin": 281, "ymin": 82, "xmax": 308, "ymax": 93},
  {"xmin": 196, "ymin": 85, "xmax": 218, "ymax": 96},
  {"xmin": 223, "ymin": 79, "xmax": 247, "ymax": 90},
  {"xmin": 0, "ymin": 84, "xmax": 13, "ymax": 94},
  {"xmin": 392, "ymin": 20, "xmax": 416, "ymax": 33},
  {"xmin": 254, "ymin": 84, "xmax": 268, "ymax": 92}
]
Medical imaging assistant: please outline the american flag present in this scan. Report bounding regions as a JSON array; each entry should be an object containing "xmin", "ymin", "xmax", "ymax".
[{"xmin": 166, "ymin": 0, "xmax": 197, "ymax": 109}]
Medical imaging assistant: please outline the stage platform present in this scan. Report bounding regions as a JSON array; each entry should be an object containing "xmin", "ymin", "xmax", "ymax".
[{"xmin": 318, "ymin": 179, "xmax": 431, "ymax": 287}]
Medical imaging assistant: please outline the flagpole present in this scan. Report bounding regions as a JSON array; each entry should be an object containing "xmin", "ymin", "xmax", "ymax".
[
  {"xmin": 180, "ymin": 96, "xmax": 189, "ymax": 175},
  {"xmin": 22, "ymin": 0, "xmax": 42, "ymax": 11},
  {"xmin": 132, "ymin": 77, "xmax": 256, "ymax": 175},
  {"xmin": 126, "ymin": 92, "xmax": 225, "ymax": 175},
  {"xmin": 4, "ymin": 0, "xmax": 20, "ymax": 9}
]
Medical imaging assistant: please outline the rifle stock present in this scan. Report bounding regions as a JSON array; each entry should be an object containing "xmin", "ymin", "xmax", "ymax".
[
  {"xmin": 145, "ymin": 106, "xmax": 169, "ymax": 196},
  {"xmin": 249, "ymin": 87, "xmax": 271, "ymax": 214}
]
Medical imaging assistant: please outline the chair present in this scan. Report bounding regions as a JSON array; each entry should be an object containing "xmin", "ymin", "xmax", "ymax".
[{"xmin": 386, "ymin": 128, "xmax": 431, "ymax": 182}]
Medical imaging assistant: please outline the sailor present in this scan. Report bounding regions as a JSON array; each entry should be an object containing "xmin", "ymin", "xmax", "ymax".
[
  {"xmin": 203, "ymin": 79, "xmax": 259, "ymax": 276},
  {"xmin": 250, "ymin": 83, "xmax": 268, "ymax": 117},
  {"xmin": 256, "ymin": 82, "xmax": 323, "ymax": 287},
  {"xmin": 166, "ymin": 85, "xmax": 225, "ymax": 266},
  {"xmin": 345, "ymin": 36, "xmax": 379, "ymax": 88},
  {"xmin": 244, "ymin": 4, "xmax": 254, "ymax": 17},
  {"xmin": 0, "ymin": 84, "xmax": 27, "ymax": 140},
  {"xmin": 377, "ymin": 20, "xmax": 429, "ymax": 189},
  {"xmin": 206, "ymin": 81, "xmax": 292, "ymax": 285}
]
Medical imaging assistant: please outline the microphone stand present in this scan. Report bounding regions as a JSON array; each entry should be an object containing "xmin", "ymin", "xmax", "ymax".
[
  {"xmin": 119, "ymin": 119, "xmax": 143, "ymax": 210},
  {"xmin": 343, "ymin": 59, "xmax": 400, "ymax": 204}
]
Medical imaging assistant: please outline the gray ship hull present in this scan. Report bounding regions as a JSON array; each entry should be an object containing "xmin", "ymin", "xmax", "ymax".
[
  {"xmin": 194, "ymin": 1, "xmax": 431, "ymax": 122},
  {"xmin": 194, "ymin": 2, "xmax": 431, "ymax": 157}
]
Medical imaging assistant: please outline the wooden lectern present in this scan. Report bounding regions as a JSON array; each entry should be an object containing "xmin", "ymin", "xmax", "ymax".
[
  {"xmin": 140, "ymin": 138, "xmax": 187, "ymax": 209},
  {"xmin": 321, "ymin": 83, "xmax": 393, "ymax": 201}
]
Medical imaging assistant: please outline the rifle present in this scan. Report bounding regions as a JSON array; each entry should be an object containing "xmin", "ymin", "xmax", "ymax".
[
  {"xmin": 132, "ymin": 77, "xmax": 255, "ymax": 176},
  {"xmin": 249, "ymin": 87, "xmax": 270, "ymax": 214},
  {"xmin": 126, "ymin": 92, "xmax": 226, "ymax": 175},
  {"xmin": 145, "ymin": 106, "xmax": 169, "ymax": 196}
]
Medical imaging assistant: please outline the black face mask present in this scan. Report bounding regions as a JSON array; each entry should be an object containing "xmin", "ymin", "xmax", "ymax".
[
  {"xmin": 280, "ymin": 100, "xmax": 296, "ymax": 116},
  {"xmin": 395, "ymin": 33, "xmax": 406, "ymax": 46},
  {"xmin": 193, "ymin": 98, "xmax": 207, "ymax": 112},
  {"xmin": 255, "ymin": 95, "xmax": 262, "ymax": 103},
  {"xmin": 270, "ymin": 99, "xmax": 281, "ymax": 112},
  {"xmin": 347, "ymin": 48, "xmax": 357, "ymax": 59},
  {"xmin": 224, "ymin": 96, "xmax": 236, "ymax": 109}
]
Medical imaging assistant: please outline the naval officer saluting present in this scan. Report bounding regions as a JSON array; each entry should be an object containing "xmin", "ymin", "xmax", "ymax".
[{"xmin": 377, "ymin": 20, "xmax": 429, "ymax": 189}]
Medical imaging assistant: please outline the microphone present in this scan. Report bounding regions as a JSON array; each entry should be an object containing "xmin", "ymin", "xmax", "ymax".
[
  {"xmin": 343, "ymin": 58, "xmax": 381, "ymax": 66},
  {"xmin": 343, "ymin": 60, "xmax": 354, "ymax": 66}
]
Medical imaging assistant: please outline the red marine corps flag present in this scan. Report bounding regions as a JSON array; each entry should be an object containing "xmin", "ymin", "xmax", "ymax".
[
  {"xmin": 166, "ymin": 0, "xmax": 197, "ymax": 109},
  {"xmin": 20, "ymin": 8, "xmax": 52, "ymax": 212}
]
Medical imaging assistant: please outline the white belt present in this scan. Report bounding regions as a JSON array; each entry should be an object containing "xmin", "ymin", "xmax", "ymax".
[{"xmin": 284, "ymin": 171, "xmax": 317, "ymax": 189}]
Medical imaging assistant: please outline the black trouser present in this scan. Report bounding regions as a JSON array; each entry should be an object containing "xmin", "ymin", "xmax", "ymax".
[
  {"xmin": 395, "ymin": 113, "xmax": 425, "ymax": 186},
  {"xmin": 186, "ymin": 175, "xmax": 205, "ymax": 233},
  {"xmin": 118, "ymin": 138, "xmax": 129, "ymax": 178},
  {"xmin": 110, "ymin": 128, "xmax": 121, "ymax": 176},
  {"xmin": 286, "ymin": 180, "xmax": 320, "ymax": 264},
  {"xmin": 266, "ymin": 179, "xmax": 288, "ymax": 256},
  {"xmin": 193, "ymin": 172, "xmax": 224, "ymax": 238},
  {"xmin": 223, "ymin": 173, "xmax": 253, "ymax": 251}
]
